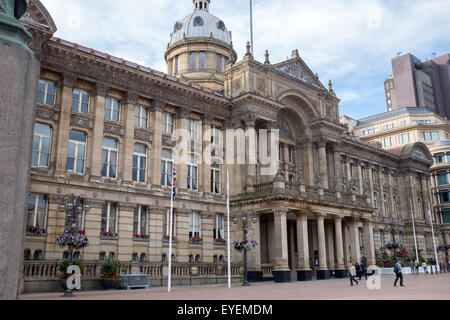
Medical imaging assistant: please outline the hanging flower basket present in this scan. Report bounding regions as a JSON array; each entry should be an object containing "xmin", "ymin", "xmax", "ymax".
[
  {"xmin": 438, "ymin": 245, "xmax": 450, "ymax": 251},
  {"xmin": 386, "ymin": 242, "xmax": 402, "ymax": 250},
  {"xmin": 233, "ymin": 239, "xmax": 258, "ymax": 252},
  {"xmin": 55, "ymin": 230, "xmax": 89, "ymax": 249}
]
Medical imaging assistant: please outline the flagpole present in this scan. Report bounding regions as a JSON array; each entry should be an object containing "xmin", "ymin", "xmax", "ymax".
[
  {"xmin": 410, "ymin": 199, "xmax": 419, "ymax": 264},
  {"xmin": 249, "ymin": 0, "xmax": 254, "ymax": 55},
  {"xmin": 227, "ymin": 169, "xmax": 231, "ymax": 288},
  {"xmin": 428, "ymin": 202, "xmax": 440, "ymax": 272},
  {"xmin": 168, "ymin": 166, "xmax": 175, "ymax": 293}
]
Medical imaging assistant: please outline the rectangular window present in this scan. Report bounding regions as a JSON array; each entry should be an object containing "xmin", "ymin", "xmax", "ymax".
[
  {"xmin": 443, "ymin": 209, "xmax": 450, "ymax": 224},
  {"xmin": 288, "ymin": 146, "xmax": 294, "ymax": 163},
  {"xmin": 134, "ymin": 106, "xmax": 148, "ymax": 129},
  {"xmin": 174, "ymin": 55, "xmax": 180, "ymax": 74},
  {"xmin": 101, "ymin": 203, "xmax": 118, "ymax": 233},
  {"xmin": 132, "ymin": 144, "xmax": 147, "ymax": 183},
  {"xmin": 133, "ymin": 206, "xmax": 148, "ymax": 235},
  {"xmin": 188, "ymin": 120, "xmax": 201, "ymax": 141},
  {"xmin": 187, "ymin": 154, "xmax": 198, "ymax": 191},
  {"xmin": 379, "ymin": 230, "xmax": 384, "ymax": 247},
  {"xmin": 437, "ymin": 172, "xmax": 449, "ymax": 185},
  {"xmin": 101, "ymin": 138, "xmax": 118, "ymax": 178},
  {"xmin": 216, "ymin": 54, "xmax": 222, "ymax": 73},
  {"xmin": 189, "ymin": 212, "xmax": 201, "ymax": 239},
  {"xmin": 32, "ymin": 123, "xmax": 52, "ymax": 168},
  {"xmin": 432, "ymin": 131, "xmax": 439, "ymax": 141},
  {"xmin": 211, "ymin": 126, "xmax": 222, "ymax": 145},
  {"xmin": 435, "ymin": 154, "xmax": 444, "ymax": 164},
  {"xmin": 439, "ymin": 191, "xmax": 450, "ymax": 204},
  {"xmin": 27, "ymin": 194, "xmax": 47, "ymax": 229},
  {"xmin": 189, "ymin": 52, "xmax": 197, "ymax": 71},
  {"xmin": 161, "ymin": 149, "xmax": 173, "ymax": 186},
  {"xmin": 72, "ymin": 89, "xmax": 90, "ymax": 114},
  {"xmin": 214, "ymin": 213, "xmax": 224, "ymax": 240},
  {"xmin": 211, "ymin": 162, "xmax": 221, "ymax": 194},
  {"xmin": 199, "ymin": 51, "xmax": 206, "ymax": 70},
  {"xmin": 105, "ymin": 97, "xmax": 121, "ymax": 123},
  {"xmin": 37, "ymin": 79, "xmax": 56, "ymax": 107},
  {"xmin": 223, "ymin": 57, "xmax": 228, "ymax": 70},
  {"xmin": 164, "ymin": 210, "xmax": 176, "ymax": 237},
  {"xmin": 162, "ymin": 112, "xmax": 174, "ymax": 135},
  {"xmin": 67, "ymin": 130, "xmax": 86, "ymax": 174}
]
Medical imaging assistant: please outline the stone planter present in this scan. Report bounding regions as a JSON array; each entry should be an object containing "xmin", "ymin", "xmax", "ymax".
[
  {"xmin": 100, "ymin": 279, "xmax": 121, "ymax": 290},
  {"xmin": 60, "ymin": 279, "xmax": 68, "ymax": 290}
]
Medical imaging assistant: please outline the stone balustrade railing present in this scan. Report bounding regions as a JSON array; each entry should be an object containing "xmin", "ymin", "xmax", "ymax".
[
  {"xmin": 22, "ymin": 260, "xmax": 243, "ymax": 281},
  {"xmin": 261, "ymin": 264, "xmax": 273, "ymax": 277}
]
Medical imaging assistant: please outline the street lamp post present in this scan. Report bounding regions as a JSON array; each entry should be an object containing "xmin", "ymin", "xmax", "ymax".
[
  {"xmin": 233, "ymin": 212, "xmax": 257, "ymax": 286},
  {"xmin": 59, "ymin": 193, "xmax": 91, "ymax": 297},
  {"xmin": 442, "ymin": 231, "xmax": 449, "ymax": 272}
]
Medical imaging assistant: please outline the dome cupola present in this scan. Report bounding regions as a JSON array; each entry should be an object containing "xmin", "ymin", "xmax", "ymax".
[{"xmin": 165, "ymin": 0, "xmax": 237, "ymax": 90}]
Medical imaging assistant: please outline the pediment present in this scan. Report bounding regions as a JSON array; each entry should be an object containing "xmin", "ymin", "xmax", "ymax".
[
  {"xmin": 273, "ymin": 58, "xmax": 325, "ymax": 89},
  {"xmin": 20, "ymin": 0, "xmax": 57, "ymax": 35}
]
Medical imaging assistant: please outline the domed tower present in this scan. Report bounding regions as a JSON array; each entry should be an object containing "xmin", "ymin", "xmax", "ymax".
[{"xmin": 165, "ymin": 0, "xmax": 237, "ymax": 90}]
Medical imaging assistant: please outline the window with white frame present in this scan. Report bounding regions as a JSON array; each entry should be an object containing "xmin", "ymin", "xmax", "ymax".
[
  {"xmin": 133, "ymin": 206, "xmax": 148, "ymax": 235},
  {"xmin": 211, "ymin": 161, "xmax": 221, "ymax": 194},
  {"xmin": 189, "ymin": 52, "xmax": 197, "ymax": 71},
  {"xmin": 288, "ymin": 146, "xmax": 294, "ymax": 163},
  {"xmin": 211, "ymin": 126, "xmax": 222, "ymax": 145},
  {"xmin": 32, "ymin": 123, "xmax": 52, "ymax": 168},
  {"xmin": 132, "ymin": 144, "xmax": 147, "ymax": 183},
  {"xmin": 397, "ymin": 133, "xmax": 411, "ymax": 145},
  {"xmin": 187, "ymin": 154, "xmax": 198, "ymax": 191},
  {"xmin": 27, "ymin": 194, "xmax": 47, "ymax": 230},
  {"xmin": 393, "ymin": 196, "xmax": 398, "ymax": 218},
  {"xmin": 189, "ymin": 212, "xmax": 201, "ymax": 239},
  {"xmin": 71, "ymin": 89, "xmax": 90, "ymax": 114},
  {"xmin": 373, "ymin": 192, "xmax": 378, "ymax": 210},
  {"xmin": 162, "ymin": 112, "xmax": 174, "ymax": 135},
  {"xmin": 188, "ymin": 119, "xmax": 201, "ymax": 141},
  {"xmin": 101, "ymin": 137, "xmax": 118, "ymax": 179},
  {"xmin": 101, "ymin": 203, "xmax": 118, "ymax": 233},
  {"xmin": 383, "ymin": 194, "xmax": 389, "ymax": 216},
  {"xmin": 161, "ymin": 149, "xmax": 173, "ymax": 186},
  {"xmin": 216, "ymin": 54, "xmax": 222, "ymax": 73},
  {"xmin": 164, "ymin": 210, "xmax": 176, "ymax": 237},
  {"xmin": 134, "ymin": 105, "xmax": 148, "ymax": 129},
  {"xmin": 214, "ymin": 213, "xmax": 224, "ymax": 240},
  {"xmin": 199, "ymin": 51, "xmax": 206, "ymax": 71},
  {"xmin": 379, "ymin": 230, "xmax": 385, "ymax": 247},
  {"xmin": 37, "ymin": 79, "xmax": 56, "ymax": 107},
  {"xmin": 67, "ymin": 130, "xmax": 86, "ymax": 174},
  {"xmin": 105, "ymin": 97, "xmax": 121, "ymax": 123}
]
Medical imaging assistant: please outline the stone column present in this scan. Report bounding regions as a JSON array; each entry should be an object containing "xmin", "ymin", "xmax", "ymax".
[
  {"xmin": 273, "ymin": 208, "xmax": 290, "ymax": 282},
  {"xmin": 333, "ymin": 144, "xmax": 342, "ymax": 193},
  {"xmin": 202, "ymin": 114, "xmax": 213, "ymax": 194},
  {"xmin": 317, "ymin": 139, "xmax": 329, "ymax": 189},
  {"xmin": 289, "ymin": 223, "xmax": 296, "ymax": 269},
  {"xmin": 316, "ymin": 214, "xmax": 330, "ymax": 279},
  {"xmin": 54, "ymin": 74, "xmax": 77, "ymax": 175},
  {"xmin": 378, "ymin": 168, "xmax": 387, "ymax": 217},
  {"xmin": 175, "ymin": 107, "xmax": 191, "ymax": 192},
  {"xmin": 82, "ymin": 200, "xmax": 103, "ymax": 261},
  {"xmin": 245, "ymin": 117, "xmax": 257, "ymax": 192},
  {"xmin": 349, "ymin": 218, "xmax": 361, "ymax": 263},
  {"xmin": 0, "ymin": 17, "xmax": 40, "ymax": 298},
  {"xmin": 88, "ymin": 82, "xmax": 109, "ymax": 179},
  {"xmin": 150, "ymin": 100, "xmax": 164, "ymax": 185},
  {"xmin": 296, "ymin": 211, "xmax": 311, "ymax": 281},
  {"xmin": 117, "ymin": 203, "xmax": 134, "ymax": 261},
  {"xmin": 334, "ymin": 216, "xmax": 346, "ymax": 277},
  {"xmin": 201, "ymin": 212, "xmax": 214, "ymax": 263},
  {"xmin": 356, "ymin": 159, "xmax": 363, "ymax": 195},
  {"xmin": 363, "ymin": 219, "xmax": 376, "ymax": 266},
  {"xmin": 421, "ymin": 174, "xmax": 432, "ymax": 218},
  {"xmin": 299, "ymin": 138, "xmax": 314, "ymax": 186},
  {"xmin": 248, "ymin": 212, "xmax": 263, "ymax": 281},
  {"xmin": 121, "ymin": 92, "xmax": 138, "ymax": 184},
  {"xmin": 368, "ymin": 164, "xmax": 375, "ymax": 207},
  {"xmin": 326, "ymin": 223, "xmax": 335, "ymax": 270},
  {"xmin": 148, "ymin": 208, "xmax": 165, "ymax": 262}
]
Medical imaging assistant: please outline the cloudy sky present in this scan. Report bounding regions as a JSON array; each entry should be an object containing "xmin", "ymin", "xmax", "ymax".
[{"xmin": 40, "ymin": 0, "xmax": 450, "ymax": 120}]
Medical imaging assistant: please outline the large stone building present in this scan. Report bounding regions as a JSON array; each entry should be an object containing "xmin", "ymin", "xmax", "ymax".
[
  {"xmin": 20, "ymin": 0, "xmax": 437, "ymax": 292},
  {"xmin": 384, "ymin": 53, "xmax": 450, "ymax": 118},
  {"xmin": 341, "ymin": 108, "xmax": 450, "ymax": 266}
]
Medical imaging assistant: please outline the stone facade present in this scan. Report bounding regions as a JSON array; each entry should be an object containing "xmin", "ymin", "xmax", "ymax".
[{"xmin": 18, "ymin": 0, "xmax": 439, "ymax": 293}]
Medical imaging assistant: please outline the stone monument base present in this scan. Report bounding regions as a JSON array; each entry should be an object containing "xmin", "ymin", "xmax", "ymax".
[{"xmin": 0, "ymin": 42, "xmax": 39, "ymax": 300}]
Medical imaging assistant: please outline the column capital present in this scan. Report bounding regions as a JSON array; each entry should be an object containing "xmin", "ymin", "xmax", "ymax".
[
  {"xmin": 178, "ymin": 106, "xmax": 192, "ymax": 119},
  {"xmin": 244, "ymin": 116, "xmax": 256, "ymax": 129},
  {"xmin": 332, "ymin": 141, "xmax": 342, "ymax": 153},
  {"xmin": 124, "ymin": 91, "xmax": 139, "ymax": 105},
  {"xmin": 273, "ymin": 208, "xmax": 288, "ymax": 217},
  {"xmin": 315, "ymin": 136, "xmax": 327, "ymax": 148},
  {"xmin": 62, "ymin": 73, "xmax": 77, "ymax": 88},
  {"xmin": 266, "ymin": 120, "xmax": 278, "ymax": 131},
  {"xmin": 224, "ymin": 119, "xmax": 234, "ymax": 130},
  {"xmin": 94, "ymin": 82, "xmax": 109, "ymax": 97},
  {"xmin": 152, "ymin": 99, "xmax": 165, "ymax": 112},
  {"xmin": 202, "ymin": 113, "xmax": 214, "ymax": 126}
]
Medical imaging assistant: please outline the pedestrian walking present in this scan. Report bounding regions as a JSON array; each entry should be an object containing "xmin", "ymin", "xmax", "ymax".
[
  {"xmin": 358, "ymin": 262, "xmax": 368, "ymax": 280},
  {"xmin": 422, "ymin": 262, "xmax": 428, "ymax": 275},
  {"xmin": 409, "ymin": 260, "xmax": 414, "ymax": 274},
  {"xmin": 414, "ymin": 260, "xmax": 420, "ymax": 275},
  {"xmin": 348, "ymin": 263, "xmax": 359, "ymax": 287},
  {"xmin": 394, "ymin": 260, "xmax": 404, "ymax": 287}
]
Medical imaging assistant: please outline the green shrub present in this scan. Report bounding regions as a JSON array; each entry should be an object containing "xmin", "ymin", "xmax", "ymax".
[
  {"xmin": 100, "ymin": 259, "xmax": 121, "ymax": 277},
  {"xmin": 58, "ymin": 259, "xmax": 85, "ymax": 274}
]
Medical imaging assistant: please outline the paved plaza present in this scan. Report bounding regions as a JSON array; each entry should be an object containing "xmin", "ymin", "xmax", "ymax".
[{"xmin": 20, "ymin": 273, "xmax": 450, "ymax": 300}]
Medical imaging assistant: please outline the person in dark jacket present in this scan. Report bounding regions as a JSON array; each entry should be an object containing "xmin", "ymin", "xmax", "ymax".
[
  {"xmin": 394, "ymin": 261, "xmax": 404, "ymax": 287},
  {"xmin": 358, "ymin": 262, "xmax": 368, "ymax": 280}
]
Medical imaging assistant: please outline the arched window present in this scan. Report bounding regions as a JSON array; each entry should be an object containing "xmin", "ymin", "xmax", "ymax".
[
  {"xmin": 73, "ymin": 251, "xmax": 80, "ymax": 260},
  {"xmin": 162, "ymin": 254, "xmax": 167, "ymax": 263},
  {"xmin": 99, "ymin": 252, "xmax": 106, "ymax": 261},
  {"xmin": 101, "ymin": 138, "xmax": 118, "ymax": 179},
  {"xmin": 140, "ymin": 253, "xmax": 147, "ymax": 262},
  {"xmin": 32, "ymin": 123, "xmax": 52, "ymax": 168},
  {"xmin": 195, "ymin": 255, "xmax": 201, "ymax": 263},
  {"xmin": 373, "ymin": 192, "xmax": 378, "ymax": 216},
  {"xmin": 132, "ymin": 253, "xmax": 138, "ymax": 261},
  {"xmin": 108, "ymin": 252, "xmax": 115, "ymax": 260},
  {"xmin": 219, "ymin": 255, "xmax": 224, "ymax": 263},
  {"xmin": 33, "ymin": 250, "xmax": 42, "ymax": 261},
  {"xmin": 189, "ymin": 255, "xmax": 194, "ymax": 263},
  {"xmin": 393, "ymin": 196, "xmax": 397, "ymax": 218},
  {"xmin": 24, "ymin": 249, "xmax": 31, "ymax": 261},
  {"xmin": 213, "ymin": 255, "xmax": 218, "ymax": 263},
  {"xmin": 384, "ymin": 194, "xmax": 389, "ymax": 216},
  {"xmin": 67, "ymin": 130, "xmax": 86, "ymax": 174}
]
